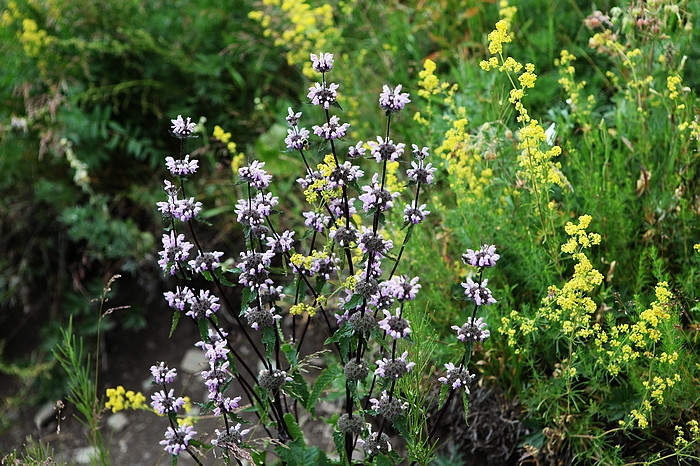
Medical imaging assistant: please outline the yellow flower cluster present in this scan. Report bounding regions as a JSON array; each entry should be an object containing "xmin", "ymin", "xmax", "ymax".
[
  {"xmin": 105, "ymin": 386, "xmax": 147, "ymax": 413},
  {"xmin": 480, "ymin": 16, "xmax": 570, "ymax": 194},
  {"xmin": 248, "ymin": 0, "xmax": 339, "ymax": 78},
  {"xmin": 2, "ymin": 1, "xmax": 54, "ymax": 59},
  {"xmin": 212, "ymin": 125, "xmax": 246, "ymax": 174},
  {"xmin": 289, "ymin": 303, "xmax": 316, "ymax": 317},
  {"xmin": 414, "ymin": 58, "xmax": 459, "ymax": 128},
  {"xmin": 499, "ymin": 215, "xmax": 603, "ymax": 351},
  {"xmin": 667, "ymin": 75, "xmax": 683, "ymax": 100},
  {"xmin": 554, "ymin": 50, "xmax": 595, "ymax": 125},
  {"xmin": 304, "ymin": 154, "xmax": 341, "ymax": 203},
  {"xmin": 561, "ymin": 215, "xmax": 602, "ymax": 254},
  {"xmin": 674, "ymin": 420, "xmax": 700, "ymax": 449}
]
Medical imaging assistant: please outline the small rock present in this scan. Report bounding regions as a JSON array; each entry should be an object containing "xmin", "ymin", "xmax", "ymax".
[
  {"xmin": 180, "ymin": 348, "xmax": 207, "ymax": 374},
  {"xmin": 34, "ymin": 401, "xmax": 57, "ymax": 428},
  {"xmin": 106, "ymin": 412, "xmax": 128, "ymax": 432},
  {"xmin": 74, "ymin": 446, "xmax": 99, "ymax": 464}
]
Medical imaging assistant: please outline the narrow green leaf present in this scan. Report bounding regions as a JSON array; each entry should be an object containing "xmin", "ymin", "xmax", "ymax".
[
  {"xmin": 197, "ymin": 318, "xmax": 209, "ymax": 342},
  {"xmin": 261, "ymin": 327, "xmax": 276, "ymax": 360},
  {"xmin": 306, "ymin": 364, "xmax": 341, "ymax": 417},
  {"xmin": 462, "ymin": 390, "xmax": 470, "ymax": 427},
  {"xmin": 168, "ymin": 311, "xmax": 180, "ymax": 339}
]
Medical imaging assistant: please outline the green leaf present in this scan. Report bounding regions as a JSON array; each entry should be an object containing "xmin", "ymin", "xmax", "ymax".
[
  {"xmin": 197, "ymin": 318, "xmax": 209, "ymax": 342},
  {"xmin": 373, "ymin": 453, "xmax": 393, "ymax": 466},
  {"xmin": 333, "ymin": 430, "xmax": 346, "ymax": 463},
  {"xmin": 306, "ymin": 364, "xmax": 341, "ymax": 417},
  {"xmin": 261, "ymin": 326, "xmax": 276, "ymax": 360},
  {"xmin": 168, "ymin": 311, "xmax": 180, "ymax": 339},
  {"xmin": 241, "ymin": 287, "xmax": 254, "ymax": 315},
  {"xmin": 392, "ymin": 415, "xmax": 410, "ymax": 442},
  {"xmin": 284, "ymin": 413, "xmax": 304, "ymax": 442},
  {"xmin": 286, "ymin": 371, "xmax": 310, "ymax": 408},
  {"xmin": 438, "ymin": 383, "xmax": 450, "ymax": 409},
  {"xmin": 281, "ymin": 342, "xmax": 298, "ymax": 367},
  {"xmin": 343, "ymin": 294, "xmax": 363, "ymax": 310},
  {"xmin": 325, "ymin": 323, "xmax": 353, "ymax": 344},
  {"xmin": 462, "ymin": 390, "xmax": 470, "ymax": 426}
]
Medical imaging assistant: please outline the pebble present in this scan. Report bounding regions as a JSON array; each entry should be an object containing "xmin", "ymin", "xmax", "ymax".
[
  {"xmin": 180, "ymin": 348, "xmax": 208, "ymax": 374},
  {"xmin": 73, "ymin": 446, "xmax": 99, "ymax": 464},
  {"xmin": 34, "ymin": 401, "xmax": 57, "ymax": 428},
  {"xmin": 106, "ymin": 412, "xmax": 128, "ymax": 432}
]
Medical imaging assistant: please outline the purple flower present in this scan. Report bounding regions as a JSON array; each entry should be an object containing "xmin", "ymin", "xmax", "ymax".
[
  {"xmin": 172, "ymin": 197, "xmax": 202, "ymax": 222},
  {"xmin": 285, "ymin": 126, "xmax": 310, "ymax": 150},
  {"xmin": 212, "ymin": 424, "xmax": 250, "ymax": 449},
  {"xmin": 165, "ymin": 155, "xmax": 198, "ymax": 177},
  {"xmin": 160, "ymin": 423, "xmax": 196, "ymax": 456},
  {"xmin": 244, "ymin": 305, "xmax": 282, "ymax": 331},
  {"xmin": 309, "ymin": 254, "xmax": 339, "ymax": 280},
  {"xmin": 359, "ymin": 173, "xmax": 399, "ymax": 212},
  {"xmin": 253, "ymin": 192, "xmax": 279, "ymax": 216},
  {"xmin": 328, "ymin": 196, "xmax": 356, "ymax": 218},
  {"xmin": 451, "ymin": 317, "xmax": 490, "ymax": 343},
  {"xmin": 403, "ymin": 203, "xmax": 430, "ymax": 224},
  {"xmin": 151, "ymin": 388, "xmax": 185, "ymax": 415},
  {"xmin": 312, "ymin": 115, "xmax": 350, "ymax": 140},
  {"xmin": 438, "ymin": 362, "xmax": 476, "ymax": 391},
  {"xmin": 286, "ymin": 107, "xmax": 302, "ymax": 127},
  {"xmin": 202, "ymin": 360, "xmax": 230, "ymax": 396},
  {"xmin": 411, "ymin": 144, "xmax": 430, "ymax": 160},
  {"xmin": 150, "ymin": 362, "xmax": 177, "ymax": 385},
  {"xmin": 379, "ymin": 84, "xmax": 410, "ymax": 113},
  {"xmin": 462, "ymin": 244, "xmax": 500, "ymax": 268},
  {"xmin": 303, "ymin": 211, "xmax": 330, "ymax": 232},
  {"xmin": 358, "ymin": 226, "xmax": 393, "ymax": 257},
  {"xmin": 258, "ymin": 281, "xmax": 285, "ymax": 305},
  {"xmin": 296, "ymin": 170, "xmax": 322, "ymax": 189},
  {"xmin": 368, "ymin": 136, "xmax": 405, "ymax": 163},
  {"xmin": 461, "ymin": 277, "xmax": 496, "ymax": 306},
  {"xmin": 237, "ymin": 250, "xmax": 274, "ymax": 288},
  {"xmin": 310, "ymin": 52, "xmax": 334, "ymax": 73},
  {"xmin": 185, "ymin": 289, "xmax": 220, "ymax": 319},
  {"xmin": 378, "ymin": 309, "xmax": 412, "ymax": 339},
  {"xmin": 330, "ymin": 224, "xmax": 358, "ymax": 248},
  {"xmin": 211, "ymin": 393, "xmax": 241, "ymax": 417},
  {"xmin": 156, "ymin": 180, "xmax": 179, "ymax": 218},
  {"xmin": 266, "ymin": 229, "xmax": 295, "ymax": 254},
  {"xmin": 375, "ymin": 351, "xmax": 415, "ymax": 379},
  {"xmin": 238, "ymin": 160, "xmax": 272, "ymax": 189},
  {"xmin": 348, "ymin": 141, "xmax": 366, "ymax": 159},
  {"xmin": 158, "ymin": 232, "xmax": 194, "ymax": 275},
  {"xmin": 170, "ymin": 115, "xmax": 196, "ymax": 137},
  {"xmin": 164, "ymin": 286, "xmax": 194, "ymax": 312},
  {"xmin": 369, "ymin": 390, "xmax": 408, "ymax": 421},
  {"xmin": 196, "ymin": 336, "xmax": 229, "ymax": 364},
  {"xmin": 406, "ymin": 160, "xmax": 436, "ymax": 184},
  {"xmin": 234, "ymin": 198, "xmax": 265, "ymax": 226},
  {"xmin": 188, "ymin": 251, "xmax": 224, "ymax": 274},
  {"xmin": 308, "ymin": 82, "xmax": 339, "ymax": 110},
  {"xmin": 370, "ymin": 281, "xmax": 395, "ymax": 311},
  {"xmin": 387, "ymin": 275, "xmax": 421, "ymax": 301},
  {"xmin": 326, "ymin": 161, "xmax": 363, "ymax": 189}
]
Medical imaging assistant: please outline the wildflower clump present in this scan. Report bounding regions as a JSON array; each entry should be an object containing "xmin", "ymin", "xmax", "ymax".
[
  {"xmin": 146, "ymin": 51, "xmax": 446, "ymax": 464},
  {"xmin": 105, "ymin": 386, "xmax": 147, "ymax": 413}
]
